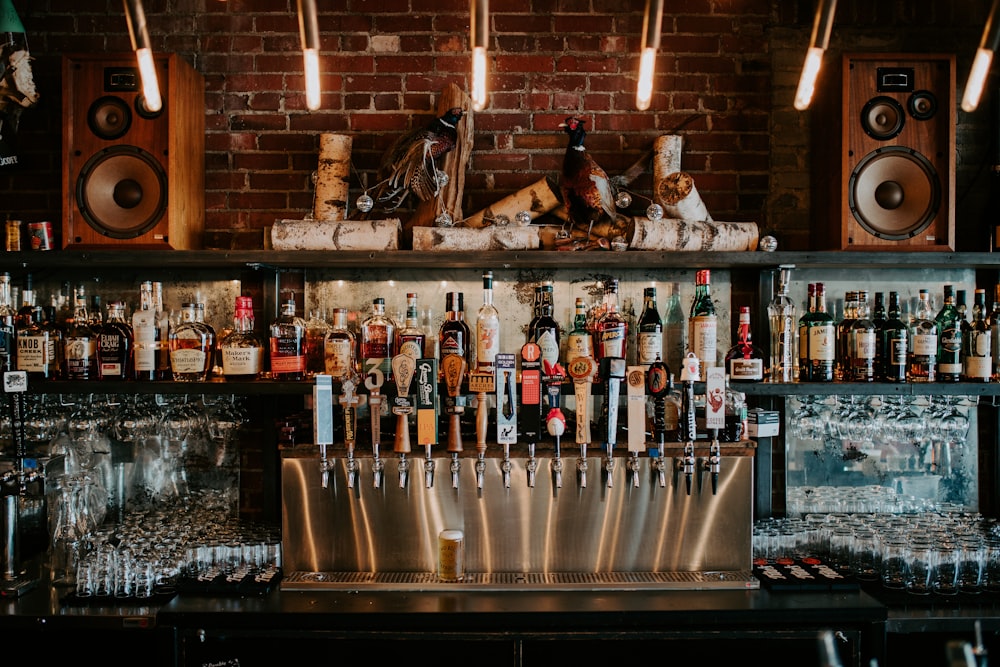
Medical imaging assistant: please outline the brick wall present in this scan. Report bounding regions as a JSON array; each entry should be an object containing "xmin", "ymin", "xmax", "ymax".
[{"xmin": 0, "ymin": 0, "xmax": 994, "ymax": 250}]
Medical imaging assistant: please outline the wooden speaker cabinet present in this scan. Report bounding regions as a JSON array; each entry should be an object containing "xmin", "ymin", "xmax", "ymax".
[
  {"xmin": 811, "ymin": 53, "xmax": 955, "ymax": 251},
  {"xmin": 62, "ymin": 53, "xmax": 205, "ymax": 249}
]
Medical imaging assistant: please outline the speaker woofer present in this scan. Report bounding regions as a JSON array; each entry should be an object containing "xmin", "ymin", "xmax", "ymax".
[
  {"xmin": 848, "ymin": 146, "xmax": 940, "ymax": 240},
  {"xmin": 908, "ymin": 90, "xmax": 938, "ymax": 120},
  {"xmin": 75, "ymin": 145, "xmax": 167, "ymax": 240},
  {"xmin": 87, "ymin": 96, "xmax": 132, "ymax": 140},
  {"xmin": 860, "ymin": 95, "xmax": 905, "ymax": 140}
]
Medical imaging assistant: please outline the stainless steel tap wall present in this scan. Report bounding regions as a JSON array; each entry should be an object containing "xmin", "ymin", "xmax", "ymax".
[{"xmin": 281, "ymin": 452, "xmax": 753, "ymax": 575}]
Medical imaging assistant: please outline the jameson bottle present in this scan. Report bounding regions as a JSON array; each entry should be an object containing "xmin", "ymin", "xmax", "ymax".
[
  {"xmin": 962, "ymin": 288, "xmax": 992, "ymax": 382},
  {"xmin": 908, "ymin": 289, "xmax": 938, "ymax": 382},
  {"xmin": 528, "ymin": 282, "xmax": 560, "ymax": 368},
  {"xmin": 97, "ymin": 301, "xmax": 134, "ymax": 380},
  {"xmin": 475, "ymin": 271, "xmax": 500, "ymax": 373},
  {"xmin": 879, "ymin": 291, "xmax": 909, "ymax": 383},
  {"xmin": 835, "ymin": 291, "xmax": 858, "ymax": 381},
  {"xmin": 220, "ymin": 296, "xmax": 265, "ymax": 381},
  {"xmin": 802, "ymin": 282, "xmax": 835, "ymax": 382},
  {"xmin": 396, "ymin": 293, "xmax": 426, "ymax": 359},
  {"xmin": 687, "ymin": 269, "xmax": 717, "ymax": 375},
  {"xmin": 64, "ymin": 284, "xmax": 98, "ymax": 381},
  {"xmin": 636, "ymin": 286, "xmax": 663, "ymax": 367},
  {"xmin": 847, "ymin": 290, "xmax": 876, "ymax": 382},
  {"xmin": 935, "ymin": 284, "xmax": 963, "ymax": 382},
  {"xmin": 797, "ymin": 282, "xmax": 816, "ymax": 381},
  {"xmin": 725, "ymin": 305, "xmax": 765, "ymax": 382},
  {"xmin": 270, "ymin": 294, "xmax": 307, "ymax": 381},
  {"xmin": 565, "ymin": 297, "xmax": 593, "ymax": 361}
]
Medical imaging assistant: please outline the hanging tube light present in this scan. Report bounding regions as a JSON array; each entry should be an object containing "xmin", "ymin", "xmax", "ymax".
[
  {"xmin": 636, "ymin": 0, "xmax": 663, "ymax": 111},
  {"xmin": 793, "ymin": 0, "xmax": 837, "ymax": 111},
  {"xmin": 471, "ymin": 0, "xmax": 489, "ymax": 111},
  {"xmin": 298, "ymin": 0, "xmax": 321, "ymax": 111},
  {"xmin": 962, "ymin": 0, "xmax": 1000, "ymax": 112},
  {"xmin": 123, "ymin": 0, "xmax": 162, "ymax": 113}
]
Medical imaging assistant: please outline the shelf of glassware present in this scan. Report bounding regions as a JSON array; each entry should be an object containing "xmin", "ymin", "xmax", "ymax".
[{"xmin": 737, "ymin": 382, "xmax": 1000, "ymax": 397}]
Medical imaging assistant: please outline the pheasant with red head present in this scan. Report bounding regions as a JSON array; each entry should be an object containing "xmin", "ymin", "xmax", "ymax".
[{"xmin": 372, "ymin": 107, "xmax": 465, "ymax": 212}]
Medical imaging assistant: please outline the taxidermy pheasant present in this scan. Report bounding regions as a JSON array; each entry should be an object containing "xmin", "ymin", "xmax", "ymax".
[
  {"xmin": 558, "ymin": 116, "xmax": 627, "ymax": 245},
  {"xmin": 372, "ymin": 107, "xmax": 464, "ymax": 212}
]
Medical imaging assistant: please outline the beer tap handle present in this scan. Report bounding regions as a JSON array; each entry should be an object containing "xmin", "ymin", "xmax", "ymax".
[
  {"xmin": 703, "ymin": 367, "xmax": 726, "ymax": 497},
  {"xmin": 567, "ymin": 356, "xmax": 596, "ymax": 490},
  {"xmin": 600, "ymin": 357, "xmax": 626, "ymax": 489},
  {"xmin": 626, "ymin": 365, "xmax": 646, "ymax": 489},
  {"xmin": 415, "ymin": 358, "xmax": 439, "ymax": 488},
  {"xmin": 678, "ymin": 353, "xmax": 699, "ymax": 496},
  {"xmin": 366, "ymin": 369, "xmax": 385, "ymax": 488},
  {"xmin": 313, "ymin": 374, "xmax": 334, "ymax": 489},
  {"xmin": 469, "ymin": 372, "xmax": 495, "ymax": 491},
  {"xmin": 645, "ymin": 358, "xmax": 671, "ymax": 490},
  {"xmin": 546, "ymin": 408, "xmax": 565, "ymax": 489},
  {"xmin": 340, "ymin": 377, "xmax": 360, "ymax": 490},
  {"xmin": 442, "ymin": 354, "xmax": 466, "ymax": 489},
  {"xmin": 392, "ymin": 354, "xmax": 417, "ymax": 489}
]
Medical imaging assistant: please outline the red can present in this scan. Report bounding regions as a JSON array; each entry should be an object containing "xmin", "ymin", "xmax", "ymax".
[{"xmin": 27, "ymin": 221, "xmax": 53, "ymax": 251}]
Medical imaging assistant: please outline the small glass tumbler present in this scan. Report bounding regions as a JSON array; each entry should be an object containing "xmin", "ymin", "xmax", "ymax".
[
  {"xmin": 931, "ymin": 542, "xmax": 960, "ymax": 596},
  {"xmin": 905, "ymin": 539, "xmax": 935, "ymax": 596},
  {"xmin": 881, "ymin": 534, "xmax": 909, "ymax": 590}
]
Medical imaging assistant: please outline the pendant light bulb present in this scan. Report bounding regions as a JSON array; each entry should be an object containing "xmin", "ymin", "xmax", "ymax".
[
  {"xmin": 636, "ymin": 0, "xmax": 663, "ymax": 111},
  {"xmin": 298, "ymin": 0, "xmax": 321, "ymax": 111},
  {"xmin": 962, "ymin": 0, "xmax": 1000, "ymax": 112},
  {"xmin": 793, "ymin": 0, "xmax": 837, "ymax": 111},
  {"xmin": 123, "ymin": 0, "xmax": 161, "ymax": 113},
  {"xmin": 471, "ymin": 0, "xmax": 489, "ymax": 111}
]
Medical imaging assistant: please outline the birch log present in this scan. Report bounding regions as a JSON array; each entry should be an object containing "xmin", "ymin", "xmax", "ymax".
[
  {"xmin": 271, "ymin": 218, "xmax": 400, "ymax": 250},
  {"xmin": 464, "ymin": 177, "xmax": 561, "ymax": 228},
  {"xmin": 652, "ymin": 135, "xmax": 683, "ymax": 180},
  {"xmin": 629, "ymin": 217, "xmax": 758, "ymax": 251},
  {"xmin": 313, "ymin": 133, "xmax": 353, "ymax": 221},
  {"xmin": 656, "ymin": 171, "xmax": 713, "ymax": 223},
  {"xmin": 406, "ymin": 84, "xmax": 473, "ymax": 246},
  {"xmin": 412, "ymin": 226, "xmax": 540, "ymax": 251}
]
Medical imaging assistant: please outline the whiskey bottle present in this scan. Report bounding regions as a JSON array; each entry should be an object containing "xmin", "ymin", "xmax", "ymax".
[
  {"xmin": 636, "ymin": 286, "xmax": 662, "ymax": 367},
  {"xmin": 303, "ymin": 308, "xmax": 331, "ymax": 377},
  {"xmin": 847, "ymin": 290, "xmax": 876, "ymax": 382},
  {"xmin": 152, "ymin": 281, "xmax": 171, "ymax": 379},
  {"xmin": 879, "ymin": 291, "xmax": 909, "ymax": 383},
  {"xmin": 0, "ymin": 272, "xmax": 15, "ymax": 372},
  {"xmin": 528, "ymin": 282, "xmax": 560, "ymax": 368},
  {"xmin": 270, "ymin": 294, "xmax": 307, "ymax": 381},
  {"xmin": 797, "ymin": 282, "xmax": 816, "ymax": 380},
  {"xmin": 725, "ymin": 305, "xmax": 765, "ymax": 383},
  {"xmin": 835, "ymin": 291, "xmax": 858, "ymax": 381},
  {"xmin": 220, "ymin": 295, "xmax": 265, "ymax": 381},
  {"xmin": 935, "ymin": 284, "xmax": 963, "ymax": 382},
  {"xmin": 396, "ymin": 293, "xmax": 426, "ymax": 359},
  {"xmin": 439, "ymin": 291, "xmax": 471, "ymax": 364},
  {"xmin": 872, "ymin": 291, "xmax": 886, "ymax": 379},
  {"xmin": 475, "ymin": 270, "xmax": 500, "ymax": 373},
  {"xmin": 908, "ymin": 288, "xmax": 938, "ymax": 382},
  {"xmin": 15, "ymin": 288, "xmax": 57, "ymax": 381},
  {"xmin": 97, "ymin": 301, "xmax": 134, "ymax": 380},
  {"xmin": 597, "ymin": 278, "xmax": 628, "ymax": 361},
  {"xmin": 767, "ymin": 264, "xmax": 797, "ymax": 383},
  {"xmin": 991, "ymin": 285, "xmax": 1000, "ymax": 381},
  {"xmin": 170, "ymin": 302, "xmax": 216, "ymax": 381},
  {"xmin": 962, "ymin": 287, "xmax": 992, "ymax": 382},
  {"xmin": 803, "ymin": 282, "xmax": 835, "ymax": 382},
  {"xmin": 360, "ymin": 297, "xmax": 397, "ymax": 382},
  {"xmin": 64, "ymin": 284, "xmax": 98, "ymax": 381},
  {"xmin": 687, "ymin": 269, "xmax": 717, "ymax": 375},
  {"xmin": 565, "ymin": 297, "xmax": 593, "ymax": 361},
  {"xmin": 324, "ymin": 307, "xmax": 356, "ymax": 380},
  {"xmin": 132, "ymin": 281, "xmax": 160, "ymax": 381}
]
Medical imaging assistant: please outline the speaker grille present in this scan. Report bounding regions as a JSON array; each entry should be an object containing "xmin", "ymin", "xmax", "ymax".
[
  {"xmin": 848, "ymin": 146, "xmax": 940, "ymax": 240},
  {"xmin": 75, "ymin": 145, "xmax": 167, "ymax": 240}
]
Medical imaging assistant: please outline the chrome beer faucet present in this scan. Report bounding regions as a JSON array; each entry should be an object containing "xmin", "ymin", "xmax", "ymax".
[
  {"xmin": 339, "ymin": 377, "xmax": 360, "ymax": 490},
  {"xmin": 703, "ymin": 366, "xmax": 726, "ymax": 496},
  {"xmin": 599, "ymin": 356, "xmax": 626, "ymax": 489},
  {"xmin": 677, "ymin": 353, "xmax": 699, "ymax": 496},
  {"xmin": 567, "ymin": 355, "xmax": 596, "ymax": 489},
  {"xmin": 645, "ymin": 357, "xmax": 672, "ymax": 488},
  {"xmin": 495, "ymin": 354, "xmax": 518, "ymax": 489},
  {"xmin": 366, "ymin": 368, "xmax": 385, "ymax": 489},
  {"xmin": 415, "ymin": 358, "xmax": 439, "ymax": 489},
  {"xmin": 391, "ymin": 354, "xmax": 416, "ymax": 489},
  {"xmin": 625, "ymin": 365, "xmax": 646, "ymax": 488},
  {"xmin": 442, "ymin": 355, "xmax": 467, "ymax": 489},
  {"xmin": 541, "ymin": 360, "xmax": 565, "ymax": 489},
  {"xmin": 469, "ymin": 371, "xmax": 495, "ymax": 491},
  {"xmin": 518, "ymin": 343, "xmax": 542, "ymax": 490}
]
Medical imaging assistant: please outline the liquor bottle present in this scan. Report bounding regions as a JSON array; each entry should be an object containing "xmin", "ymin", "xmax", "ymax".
[
  {"xmin": 303, "ymin": 309, "xmax": 331, "ymax": 377},
  {"xmin": 14, "ymin": 291, "xmax": 57, "ymax": 381},
  {"xmin": 97, "ymin": 300, "xmax": 134, "ymax": 380},
  {"xmin": 847, "ymin": 290, "xmax": 876, "ymax": 382},
  {"xmin": 359, "ymin": 297, "xmax": 397, "ymax": 382},
  {"xmin": 597, "ymin": 278, "xmax": 628, "ymax": 360},
  {"xmin": 0, "ymin": 272, "xmax": 15, "ymax": 372},
  {"xmin": 663, "ymin": 282, "xmax": 686, "ymax": 375},
  {"xmin": 132, "ymin": 281, "xmax": 160, "ymax": 381},
  {"xmin": 565, "ymin": 297, "xmax": 593, "ymax": 361},
  {"xmin": 270, "ymin": 294, "xmax": 307, "ymax": 381},
  {"xmin": 220, "ymin": 295, "xmax": 265, "ymax": 381},
  {"xmin": 767, "ymin": 265, "xmax": 797, "ymax": 383},
  {"xmin": 835, "ymin": 291, "xmax": 858, "ymax": 381},
  {"xmin": 797, "ymin": 282, "xmax": 816, "ymax": 381},
  {"xmin": 935, "ymin": 284, "xmax": 963, "ymax": 382},
  {"xmin": 957, "ymin": 289, "xmax": 969, "ymax": 326},
  {"xmin": 687, "ymin": 269, "xmax": 717, "ymax": 375},
  {"xmin": 63, "ymin": 284, "xmax": 98, "ymax": 381},
  {"xmin": 397, "ymin": 293, "xmax": 426, "ymax": 359},
  {"xmin": 152, "ymin": 281, "xmax": 171, "ymax": 379},
  {"xmin": 725, "ymin": 305, "xmax": 765, "ymax": 382},
  {"xmin": 475, "ymin": 270, "xmax": 500, "ymax": 372},
  {"xmin": 42, "ymin": 296, "xmax": 64, "ymax": 380},
  {"xmin": 803, "ymin": 282, "xmax": 835, "ymax": 382},
  {"xmin": 14, "ymin": 273, "xmax": 33, "ymax": 328},
  {"xmin": 962, "ymin": 287, "xmax": 992, "ymax": 382},
  {"xmin": 991, "ymin": 285, "xmax": 1000, "ymax": 381},
  {"xmin": 908, "ymin": 288, "xmax": 938, "ymax": 382},
  {"xmin": 169, "ymin": 302, "xmax": 216, "ymax": 381},
  {"xmin": 55, "ymin": 281, "xmax": 73, "ymax": 331},
  {"xmin": 324, "ymin": 307, "xmax": 356, "ymax": 380},
  {"xmin": 439, "ymin": 291, "xmax": 471, "ymax": 365},
  {"xmin": 879, "ymin": 291, "xmax": 909, "ymax": 383},
  {"xmin": 528, "ymin": 282, "xmax": 560, "ymax": 368},
  {"xmin": 636, "ymin": 286, "xmax": 662, "ymax": 367},
  {"xmin": 89, "ymin": 293, "xmax": 103, "ymax": 327}
]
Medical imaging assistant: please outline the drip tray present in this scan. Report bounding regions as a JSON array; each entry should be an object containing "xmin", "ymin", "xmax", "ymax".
[{"xmin": 281, "ymin": 570, "xmax": 759, "ymax": 592}]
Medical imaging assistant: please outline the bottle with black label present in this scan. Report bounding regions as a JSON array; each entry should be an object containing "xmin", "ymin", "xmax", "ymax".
[
  {"xmin": 439, "ymin": 291, "xmax": 471, "ymax": 364},
  {"xmin": 527, "ymin": 282, "xmax": 560, "ymax": 368},
  {"xmin": 879, "ymin": 291, "xmax": 909, "ymax": 383},
  {"xmin": 636, "ymin": 286, "xmax": 662, "ymax": 368}
]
